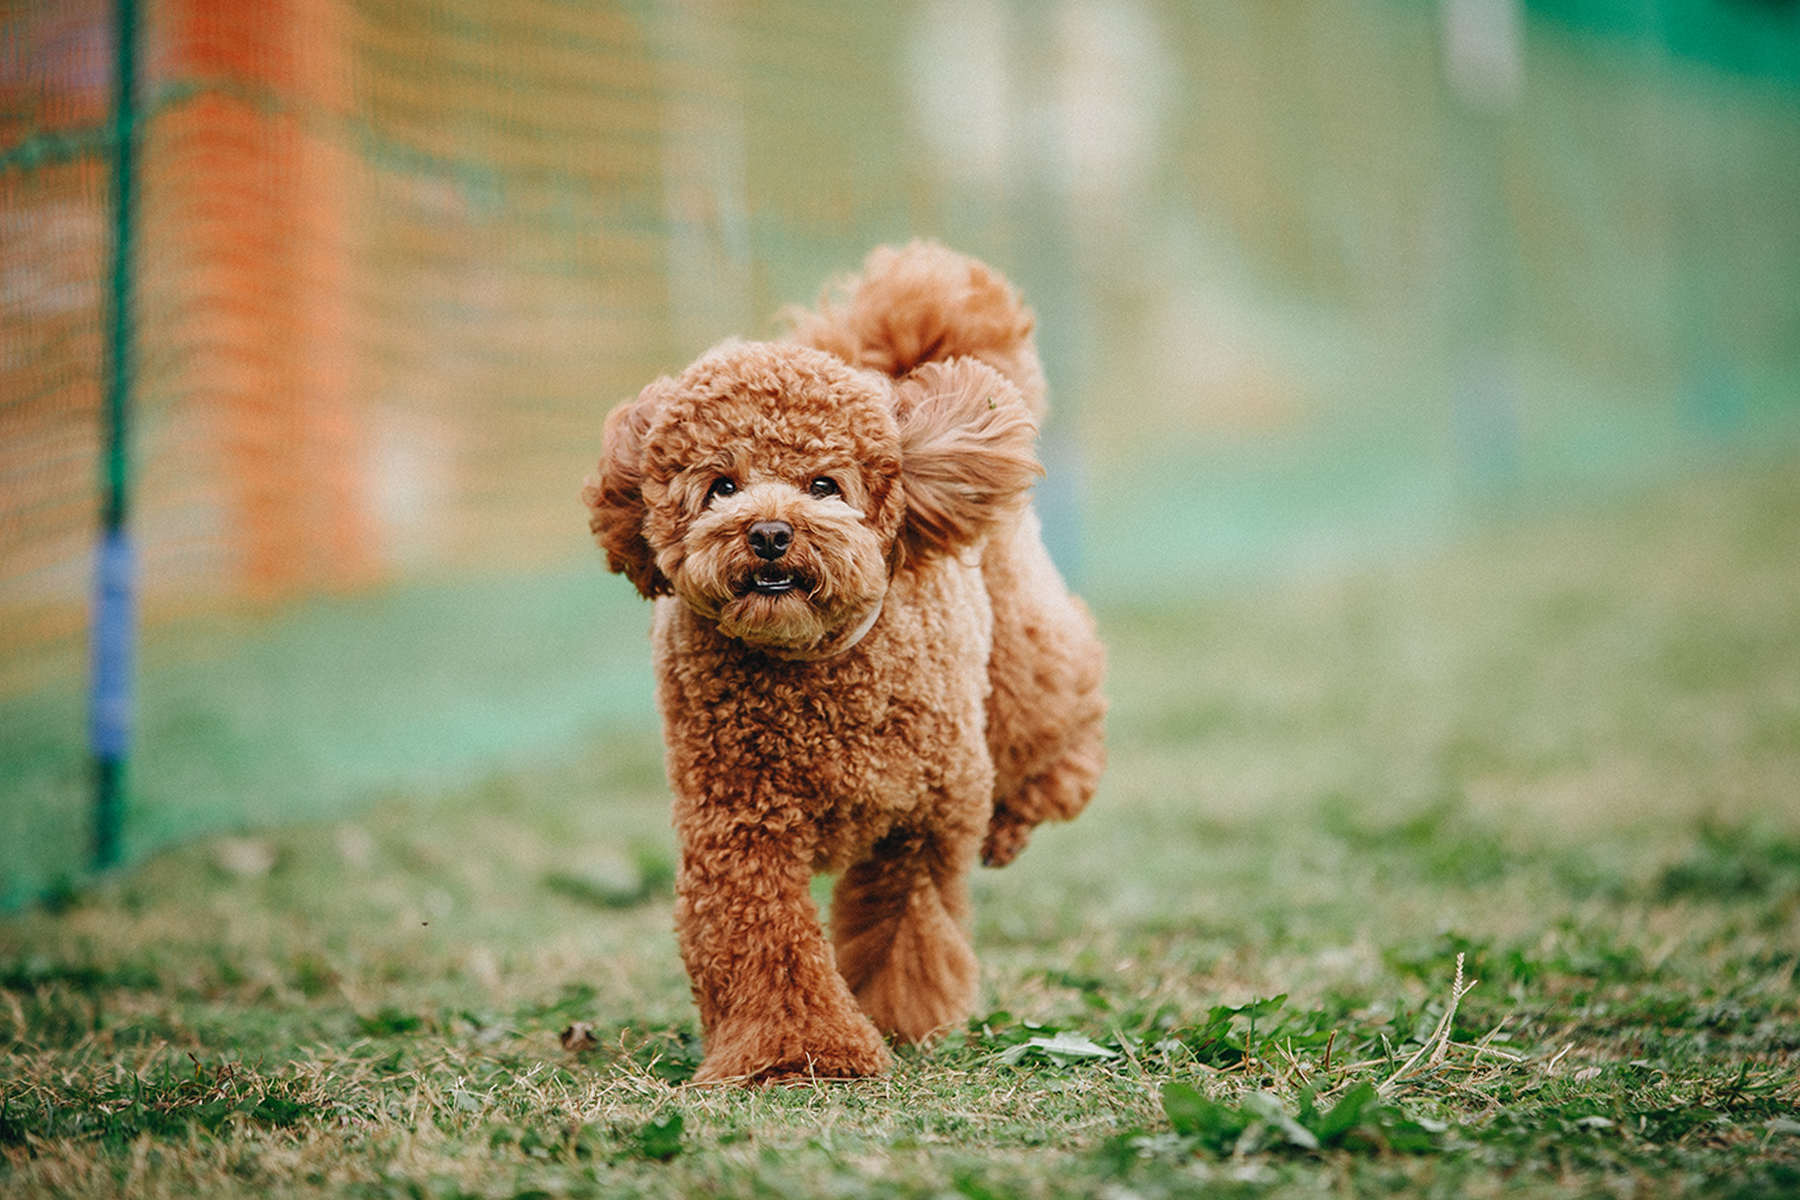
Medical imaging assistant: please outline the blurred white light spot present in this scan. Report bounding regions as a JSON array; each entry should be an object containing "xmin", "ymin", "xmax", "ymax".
[
  {"xmin": 1440, "ymin": 0, "xmax": 1523, "ymax": 111},
  {"xmin": 368, "ymin": 407, "xmax": 453, "ymax": 570},
  {"xmin": 907, "ymin": 0, "xmax": 1013, "ymax": 189},
  {"xmin": 1432, "ymin": 0, "xmax": 1519, "ymax": 111},
  {"xmin": 1055, "ymin": 0, "xmax": 1171, "ymax": 201}
]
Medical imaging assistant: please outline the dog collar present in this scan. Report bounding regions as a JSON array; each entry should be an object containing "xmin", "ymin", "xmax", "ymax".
[{"xmin": 766, "ymin": 598, "xmax": 884, "ymax": 663}]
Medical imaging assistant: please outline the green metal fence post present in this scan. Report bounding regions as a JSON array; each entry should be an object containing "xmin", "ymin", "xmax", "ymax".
[{"xmin": 91, "ymin": 0, "xmax": 139, "ymax": 872}]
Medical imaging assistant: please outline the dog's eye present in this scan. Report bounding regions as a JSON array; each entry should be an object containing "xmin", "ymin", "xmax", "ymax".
[
  {"xmin": 706, "ymin": 477, "xmax": 738, "ymax": 504},
  {"xmin": 809, "ymin": 477, "xmax": 840, "ymax": 499}
]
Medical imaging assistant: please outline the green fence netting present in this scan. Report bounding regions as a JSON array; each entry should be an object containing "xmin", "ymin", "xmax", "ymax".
[{"xmin": 3, "ymin": 0, "xmax": 1798, "ymax": 906}]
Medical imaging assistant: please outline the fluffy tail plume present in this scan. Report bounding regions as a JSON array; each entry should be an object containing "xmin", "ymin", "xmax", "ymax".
[{"xmin": 786, "ymin": 240, "xmax": 1047, "ymax": 418}]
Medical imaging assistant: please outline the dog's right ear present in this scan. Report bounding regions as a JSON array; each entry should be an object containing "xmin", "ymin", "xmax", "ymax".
[{"xmin": 583, "ymin": 379, "xmax": 671, "ymax": 597}]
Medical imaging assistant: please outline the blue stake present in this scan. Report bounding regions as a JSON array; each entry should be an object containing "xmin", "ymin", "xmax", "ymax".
[{"xmin": 92, "ymin": 0, "xmax": 138, "ymax": 872}]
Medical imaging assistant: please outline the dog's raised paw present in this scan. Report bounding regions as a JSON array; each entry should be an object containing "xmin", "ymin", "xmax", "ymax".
[{"xmin": 981, "ymin": 816, "xmax": 1034, "ymax": 868}]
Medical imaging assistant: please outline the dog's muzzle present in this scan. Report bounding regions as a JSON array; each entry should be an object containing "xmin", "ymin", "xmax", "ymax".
[{"xmin": 746, "ymin": 520, "xmax": 800, "ymax": 595}]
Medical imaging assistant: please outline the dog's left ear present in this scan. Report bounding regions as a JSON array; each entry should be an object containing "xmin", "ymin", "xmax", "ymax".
[
  {"xmin": 583, "ymin": 378, "xmax": 671, "ymax": 597},
  {"xmin": 892, "ymin": 359, "xmax": 1041, "ymax": 562}
]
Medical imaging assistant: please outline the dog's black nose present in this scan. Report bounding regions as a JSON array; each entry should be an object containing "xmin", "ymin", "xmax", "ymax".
[{"xmin": 747, "ymin": 520, "xmax": 793, "ymax": 561}]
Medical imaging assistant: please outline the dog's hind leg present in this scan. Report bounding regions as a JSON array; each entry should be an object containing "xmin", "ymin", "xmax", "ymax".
[
  {"xmin": 830, "ymin": 828, "xmax": 981, "ymax": 1044},
  {"xmin": 980, "ymin": 510, "xmax": 1108, "ymax": 867}
]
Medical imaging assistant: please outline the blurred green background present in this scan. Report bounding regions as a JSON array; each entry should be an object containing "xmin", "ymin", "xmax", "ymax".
[{"xmin": 2, "ymin": 0, "xmax": 1797, "ymax": 907}]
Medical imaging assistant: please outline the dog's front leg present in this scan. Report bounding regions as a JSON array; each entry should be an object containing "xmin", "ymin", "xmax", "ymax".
[{"xmin": 675, "ymin": 821, "xmax": 892, "ymax": 1084}]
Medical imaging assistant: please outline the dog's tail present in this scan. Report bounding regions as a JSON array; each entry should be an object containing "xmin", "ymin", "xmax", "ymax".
[{"xmin": 785, "ymin": 240, "xmax": 1047, "ymax": 418}]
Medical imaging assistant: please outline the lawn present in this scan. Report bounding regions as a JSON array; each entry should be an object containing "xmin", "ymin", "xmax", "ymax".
[{"xmin": 3, "ymin": 455, "xmax": 1798, "ymax": 1198}]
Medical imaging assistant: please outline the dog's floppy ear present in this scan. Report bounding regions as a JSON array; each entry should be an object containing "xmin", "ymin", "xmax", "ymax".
[
  {"xmin": 892, "ymin": 359, "xmax": 1041, "ymax": 562},
  {"xmin": 583, "ymin": 379, "xmax": 671, "ymax": 597}
]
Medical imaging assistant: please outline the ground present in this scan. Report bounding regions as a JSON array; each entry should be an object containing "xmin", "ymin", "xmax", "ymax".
[{"xmin": 2, "ymin": 455, "xmax": 1798, "ymax": 1199}]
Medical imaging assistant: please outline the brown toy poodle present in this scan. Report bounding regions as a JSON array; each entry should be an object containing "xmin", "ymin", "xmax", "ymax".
[{"xmin": 584, "ymin": 241, "xmax": 1107, "ymax": 1083}]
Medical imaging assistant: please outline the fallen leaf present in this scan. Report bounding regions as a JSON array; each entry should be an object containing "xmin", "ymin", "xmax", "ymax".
[{"xmin": 561, "ymin": 1022, "xmax": 598, "ymax": 1053}]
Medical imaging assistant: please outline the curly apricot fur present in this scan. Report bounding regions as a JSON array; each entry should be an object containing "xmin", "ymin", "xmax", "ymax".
[{"xmin": 585, "ymin": 243, "xmax": 1107, "ymax": 1083}]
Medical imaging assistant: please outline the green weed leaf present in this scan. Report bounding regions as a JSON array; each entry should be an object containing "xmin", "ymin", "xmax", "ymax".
[
  {"xmin": 1160, "ymin": 1081, "xmax": 1249, "ymax": 1152},
  {"xmin": 636, "ymin": 1112, "xmax": 683, "ymax": 1161},
  {"xmin": 1309, "ymin": 1081, "xmax": 1379, "ymax": 1145},
  {"xmin": 355, "ymin": 1007, "xmax": 423, "ymax": 1037}
]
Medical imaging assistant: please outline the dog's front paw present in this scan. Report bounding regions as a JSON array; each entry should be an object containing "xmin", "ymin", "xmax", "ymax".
[{"xmin": 692, "ymin": 1015, "xmax": 892, "ymax": 1085}]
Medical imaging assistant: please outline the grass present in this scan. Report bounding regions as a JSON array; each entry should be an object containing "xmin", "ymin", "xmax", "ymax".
[{"xmin": 3, "ymin": 455, "xmax": 1799, "ymax": 1198}]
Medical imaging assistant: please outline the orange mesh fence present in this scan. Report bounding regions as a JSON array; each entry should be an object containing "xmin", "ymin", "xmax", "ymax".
[{"xmin": 2, "ymin": 0, "xmax": 1798, "ymax": 905}]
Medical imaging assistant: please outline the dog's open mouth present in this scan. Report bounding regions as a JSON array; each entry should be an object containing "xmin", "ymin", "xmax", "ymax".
[{"xmin": 742, "ymin": 566, "xmax": 808, "ymax": 597}]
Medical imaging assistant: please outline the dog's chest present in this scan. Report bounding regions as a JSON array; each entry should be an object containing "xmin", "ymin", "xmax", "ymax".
[{"xmin": 654, "ymin": 559, "xmax": 995, "ymax": 859}]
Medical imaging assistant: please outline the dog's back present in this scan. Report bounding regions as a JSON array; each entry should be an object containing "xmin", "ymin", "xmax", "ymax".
[
  {"xmin": 788, "ymin": 241, "xmax": 1107, "ymax": 866},
  {"xmin": 785, "ymin": 240, "xmax": 1048, "ymax": 420}
]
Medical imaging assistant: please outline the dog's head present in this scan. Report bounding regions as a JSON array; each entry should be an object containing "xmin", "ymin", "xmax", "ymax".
[{"xmin": 585, "ymin": 340, "xmax": 1039, "ymax": 657}]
